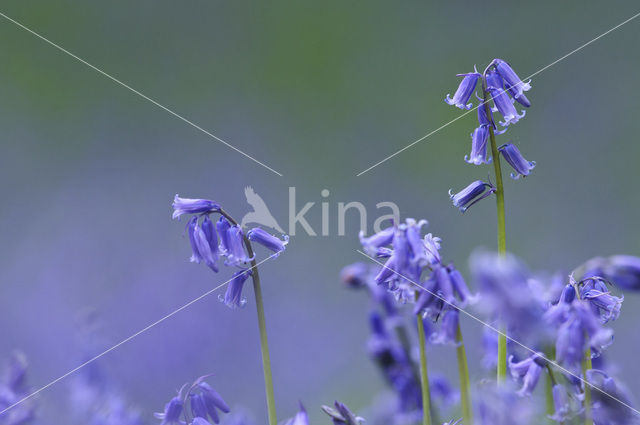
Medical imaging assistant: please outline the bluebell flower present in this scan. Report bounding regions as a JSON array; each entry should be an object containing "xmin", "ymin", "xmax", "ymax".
[
  {"xmin": 247, "ymin": 228, "xmax": 289, "ymax": 257},
  {"xmin": 549, "ymin": 300, "xmax": 613, "ymax": 372},
  {"xmin": 172, "ymin": 195, "xmax": 220, "ymax": 219},
  {"xmin": 482, "ymin": 327, "xmax": 498, "ymax": 369},
  {"xmin": 222, "ymin": 270, "xmax": 252, "ymax": 308},
  {"xmin": 580, "ymin": 255, "xmax": 640, "ymax": 291},
  {"xmin": 494, "ymin": 59, "xmax": 531, "ymax": 100},
  {"xmin": 445, "ymin": 72, "xmax": 481, "ymax": 110},
  {"xmin": 549, "ymin": 384, "xmax": 572, "ymax": 423},
  {"xmin": 486, "ymin": 70, "xmax": 526, "ymax": 127},
  {"xmin": 190, "ymin": 217, "xmax": 220, "ymax": 272},
  {"xmin": 587, "ymin": 370, "xmax": 635, "ymax": 425},
  {"xmin": 359, "ymin": 227, "xmax": 395, "ymax": 256},
  {"xmin": 0, "ymin": 353, "xmax": 36, "ymax": 425},
  {"xmin": 223, "ymin": 225, "xmax": 254, "ymax": 267},
  {"xmin": 430, "ymin": 373, "xmax": 460, "ymax": 408},
  {"xmin": 508, "ymin": 353, "xmax": 545, "ymax": 396},
  {"xmin": 340, "ymin": 263, "xmax": 370, "ymax": 289},
  {"xmin": 449, "ymin": 180, "xmax": 495, "ymax": 213},
  {"xmin": 284, "ymin": 404, "xmax": 309, "ymax": 425},
  {"xmin": 579, "ymin": 277, "xmax": 623, "ymax": 323},
  {"xmin": 154, "ymin": 397, "xmax": 183, "ymax": 425},
  {"xmin": 191, "ymin": 394, "xmax": 218, "ymax": 424},
  {"xmin": 465, "ymin": 126, "xmax": 491, "ymax": 165},
  {"xmin": 216, "ymin": 216, "xmax": 232, "ymax": 253},
  {"xmin": 198, "ymin": 382, "xmax": 230, "ymax": 416},
  {"xmin": 474, "ymin": 382, "xmax": 535, "ymax": 425},
  {"xmin": 431, "ymin": 309, "xmax": 459, "ymax": 346},
  {"xmin": 470, "ymin": 251, "xmax": 546, "ymax": 341},
  {"xmin": 322, "ymin": 401, "xmax": 365, "ymax": 425},
  {"xmin": 498, "ymin": 143, "xmax": 536, "ymax": 179}
]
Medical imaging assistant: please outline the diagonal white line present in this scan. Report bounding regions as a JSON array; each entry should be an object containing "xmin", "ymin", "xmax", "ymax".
[
  {"xmin": 356, "ymin": 10, "xmax": 640, "ymax": 177},
  {"xmin": 357, "ymin": 249, "xmax": 640, "ymax": 417},
  {"xmin": 0, "ymin": 252, "xmax": 280, "ymax": 416},
  {"xmin": 0, "ymin": 11, "xmax": 283, "ymax": 177}
]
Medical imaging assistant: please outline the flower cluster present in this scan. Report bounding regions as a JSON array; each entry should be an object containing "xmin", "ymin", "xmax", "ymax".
[
  {"xmin": 445, "ymin": 59, "xmax": 536, "ymax": 212},
  {"xmin": 172, "ymin": 195, "xmax": 288, "ymax": 308},
  {"xmin": 155, "ymin": 377, "xmax": 230, "ymax": 425}
]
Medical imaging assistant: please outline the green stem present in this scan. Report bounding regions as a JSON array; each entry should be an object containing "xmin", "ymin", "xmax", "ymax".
[
  {"xmin": 545, "ymin": 347, "xmax": 557, "ymax": 424},
  {"xmin": 221, "ymin": 210, "xmax": 277, "ymax": 425},
  {"xmin": 456, "ymin": 323, "xmax": 472, "ymax": 425},
  {"xmin": 483, "ymin": 75, "xmax": 508, "ymax": 383},
  {"xmin": 416, "ymin": 315, "xmax": 432, "ymax": 425},
  {"xmin": 583, "ymin": 347, "xmax": 593, "ymax": 425}
]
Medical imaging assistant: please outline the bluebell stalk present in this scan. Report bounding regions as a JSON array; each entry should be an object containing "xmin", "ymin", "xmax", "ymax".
[
  {"xmin": 172, "ymin": 195, "xmax": 287, "ymax": 425},
  {"xmin": 498, "ymin": 143, "xmax": 536, "ymax": 179}
]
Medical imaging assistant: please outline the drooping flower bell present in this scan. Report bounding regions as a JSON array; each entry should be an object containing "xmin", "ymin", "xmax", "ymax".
[
  {"xmin": 222, "ymin": 270, "xmax": 252, "ymax": 308},
  {"xmin": 155, "ymin": 396, "xmax": 184, "ymax": 425},
  {"xmin": 322, "ymin": 401, "xmax": 365, "ymax": 425},
  {"xmin": 498, "ymin": 143, "xmax": 536, "ymax": 179},
  {"xmin": 508, "ymin": 352, "xmax": 546, "ymax": 396},
  {"xmin": 465, "ymin": 126, "xmax": 490, "ymax": 165},
  {"xmin": 449, "ymin": 180, "xmax": 495, "ymax": 213},
  {"xmin": 579, "ymin": 277, "xmax": 623, "ymax": 323},
  {"xmin": 172, "ymin": 195, "xmax": 221, "ymax": 219},
  {"xmin": 247, "ymin": 228, "xmax": 289, "ymax": 257},
  {"xmin": 494, "ymin": 59, "xmax": 531, "ymax": 100},
  {"xmin": 445, "ymin": 72, "xmax": 481, "ymax": 110}
]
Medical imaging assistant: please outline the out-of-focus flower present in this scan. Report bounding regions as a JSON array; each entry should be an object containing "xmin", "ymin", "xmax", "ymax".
[
  {"xmin": 154, "ymin": 397, "xmax": 183, "ymax": 425},
  {"xmin": 579, "ymin": 255, "xmax": 640, "ymax": 291},
  {"xmin": 508, "ymin": 353, "xmax": 546, "ymax": 396},
  {"xmin": 172, "ymin": 195, "xmax": 221, "ymax": 219},
  {"xmin": 587, "ymin": 370, "xmax": 636, "ymax": 425},
  {"xmin": 0, "ymin": 353, "xmax": 36, "ymax": 425},
  {"xmin": 156, "ymin": 378, "xmax": 229, "ymax": 425},
  {"xmin": 445, "ymin": 72, "xmax": 481, "ymax": 110},
  {"xmin": 340, "ymin": 263, "xmax": 370, "ymax": 289},
  {"xmin": 247, "ymin": 228, "xmax": 288, "ymax": 257},
  {"xmin": 430, "ymin": 310, "xmax": 459, "ymax": 346},
  {"xmin": 322, "ymin": 401, "xmax": 365, "ymax": 425},
  {"xmin": 498, "ymin": 143, "xmax": 536, "ymax": 180},
  {"xmin": 549, "ymin": 384, "xmax": 573, "ymax": 423},
  {"xmin": 474, "ymin": 382, "xmax": 535, "ymax": 425},
  {"xmin": 284, "ymin": 404, "xmax": 309, "ymax": 425},
  {"xmin": 449, "ymin": 180, "xmax": 495, "ymax": 213},
  {"xmin": 470, "ymin": 251, "xmax": 546, "ymax": 340}
]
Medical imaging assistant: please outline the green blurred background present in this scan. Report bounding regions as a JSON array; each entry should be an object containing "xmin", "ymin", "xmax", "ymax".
[{"xmin": 1, "ymin": 1, "xmax": 639, "ymax": 423}]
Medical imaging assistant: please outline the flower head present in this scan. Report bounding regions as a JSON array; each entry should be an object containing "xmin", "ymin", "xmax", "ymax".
[
  {"xmin": 172, "ymin": 195, "xmax": 220, "ymax": 219},
  {"xmin": 498, "ymin": 143, "xmax": 536, "ymax": 179},
  {"xmin": 322, "ymin": 401, "xmax": 365, "ymax": 425},
  {"xmin": 579, "ymin": 255, "xmax": 640, "ymax": 291},
  {"xmin": 579, "ymin": 277, "xmax": 623, "ymax": 323},
  {"xmin": 486, "ymin": 70, "xmax": 526, "ymax": 127},
  {"xmin": 449, "ymin": 180, "xmax": 495, "ymax": 213},
  {"xmin": 247, "ymin": 228, "xmax": 288, "ymax": 257},
  {"xmin": 445, "ymin": 72, "xmax": 481, "ymax": 110},
  {"xmin": 508, "ymin": 353, "xmax": 546, "ymax": 396},
  {"xmin": 154, "ymin": 396, "xmax": 183, "ymax": 425},
  {"xmin": 223, "ymin": 225, "xmax": 254, "ymax": 267}
]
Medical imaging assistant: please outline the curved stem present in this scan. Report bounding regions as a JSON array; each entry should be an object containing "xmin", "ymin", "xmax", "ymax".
[
  {"xmin": 482, "ymin": 75, "xmax": 508, "ymax": 383},
  {"xmin": 456, "ymin": 323, "xmax": 472, "ymax": 425},
  {"xmin": 416, "ymin": 315, "xmax": 432, "ymax": 425},
  {"xmin": 220, "ymin": 210, "xmax": 278, "ymax": 425}
]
